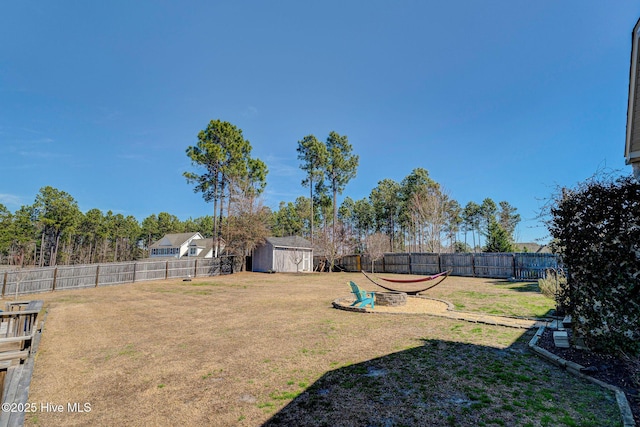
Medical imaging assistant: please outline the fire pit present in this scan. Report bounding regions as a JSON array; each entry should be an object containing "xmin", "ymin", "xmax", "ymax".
[{"xmin": 375, "ymin": 291, "xmax": 407, "ymax": 307}]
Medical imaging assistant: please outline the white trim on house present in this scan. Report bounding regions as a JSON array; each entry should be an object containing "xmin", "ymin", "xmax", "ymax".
[{"xmin": 149, "ymin": 232, "xmax": 203, "ymax": 259}]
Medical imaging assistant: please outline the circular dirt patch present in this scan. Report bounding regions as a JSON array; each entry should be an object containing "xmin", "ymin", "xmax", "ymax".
[{"xmin": 333, "ymin": 296, "xmax": 450, "ymax": 314}]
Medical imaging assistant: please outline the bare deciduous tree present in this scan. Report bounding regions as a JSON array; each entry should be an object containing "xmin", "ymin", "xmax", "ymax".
[
  {"xmin": 226, "ymin": 195, "xmax": 270, "ymax": 270},
  {"xmin": 410, "ymin": 186, "xmax": 450, "ymax": 253},
  {"xmin": 365, "ymin": 232, "xmax": 388, "ymax": 273}
]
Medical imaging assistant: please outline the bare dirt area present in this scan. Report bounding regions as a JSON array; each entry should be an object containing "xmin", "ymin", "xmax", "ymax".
[{"xmin": 19, "ymin": 272, "xmax": 625, "ymax": 426}]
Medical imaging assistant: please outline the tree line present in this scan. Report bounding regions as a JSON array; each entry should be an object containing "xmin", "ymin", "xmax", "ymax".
[
  {"xmin": 0, "ymin": 187, "xmax": 216, "ymax": 267},
  {"xmin": 1, "ymin": 118, "xmax": 522, "ymax": 267},
  {"xmin": 270, "ymin": 166, "xmax": 522, "ymax": 257}
]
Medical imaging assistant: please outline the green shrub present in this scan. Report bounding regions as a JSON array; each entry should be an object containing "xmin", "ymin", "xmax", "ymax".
[
  {"xmin": 548, "ymin": 175, "xmax": 640, "ymax": 355},
  {"xmin": 537, "ymin": 269, "xmax": 567, "ymax": 307}
]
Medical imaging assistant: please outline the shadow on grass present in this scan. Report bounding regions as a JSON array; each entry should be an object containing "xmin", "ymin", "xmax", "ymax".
[
  {"xmin": 488, "ymin": 279, "xmax": 543, "ymax": 294},
  {"xmin": 507, "ymin": 282, "xmax": 544, "ymax": 293},
  {"xmin": 262, "ymin": 332, "xmax": 622, "ymax": 427}
]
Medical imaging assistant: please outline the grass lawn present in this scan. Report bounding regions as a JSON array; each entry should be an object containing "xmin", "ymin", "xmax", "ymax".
[{"xmin": 22, "ymin": 272, "xmax": 622, "ymax": 426}]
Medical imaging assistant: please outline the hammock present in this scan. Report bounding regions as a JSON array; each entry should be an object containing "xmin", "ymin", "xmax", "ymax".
[{"xmin": 360, "ymin": 270, "xmax": 451, "ymax": 295}]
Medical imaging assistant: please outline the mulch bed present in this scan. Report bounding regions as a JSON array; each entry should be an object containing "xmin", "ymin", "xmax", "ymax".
[{"xmin": 537, "ymin": 328, "xmax": 639, "ymax": 424}]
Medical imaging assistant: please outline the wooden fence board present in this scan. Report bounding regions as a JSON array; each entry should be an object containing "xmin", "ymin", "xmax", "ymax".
[
  {"xmin": 3, "ymin": 269, "xmax": 55, "ymax": 296},
  {"xmin": 474, "ymin": 253, "xmax": 514, "ymax": 278},
  {"xmin": 359, "ymin": 255, "xmax": 384, "ymax": 273},
  {"xmin": 197, "ymin": 258, "xmax": 221, "ymax": 277},
  {"xmin": 441, "ymin": 253, "xmax": 475, "ymax": 277},
  {"xmin": 338, "ymin": 255, "xmax": 360, "ymax": 272},
  {"xmin": 384, "ymin": 253, "xmax": 410, "ymax": 274},
  {"xmin": 97, "ymin": 263, "xmax": 135, "ymax": 286},
  {"xmin": 337, "ymin": 252, "xmax": 559, "ymax": 280},
  {"xmin": 134, "ymin": 261, "xmax": 167, "ymax": 282},
  {"xmin": 168, "ymin": 259, "xmax": 195, "ymax": 279},
  {"xmin": 409, "ymin": 253, "xmax": 440, "ymax": 275},
  {"xmin": 515, "ymin": 253, "xmax": 560, "ymax": 280},
  {"xmin": 55, "ymin": 265, "xmax": 98, "ymax": 290}
]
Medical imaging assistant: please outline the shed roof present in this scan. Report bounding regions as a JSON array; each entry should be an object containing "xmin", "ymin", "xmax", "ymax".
[{"xmin": 266, "ymin": 236, "xmax": 312, "ymax": 249}]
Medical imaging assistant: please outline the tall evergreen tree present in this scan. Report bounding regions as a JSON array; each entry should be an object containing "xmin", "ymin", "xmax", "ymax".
[
  {"xmin": 370, "ymin": 179, "xmax": 401, "ymax": 251},
  {"xmin": 185, "ymin": 119, "xmax": 266, "ymax": 256},
  {"xmin": 462, "ymin": 201, "xmax": 482, "ymax": 252},
  {"xmin": 484, "ymin": 218, "xmax": 514, "ymax": 252},
  {"xmin": 33, "ymin": 186, "xmax": 81, "ymax": 266},
  {"xmin": 498, "ymin": 200, "xmax": 521, "ymax": 242},
  {"xmin": 324, "ymin": 131, "xmax": 359, "ymax": 245},
  {"xmin": 297, "ymin": 134, "xmax": 327, "ymax": 245}
]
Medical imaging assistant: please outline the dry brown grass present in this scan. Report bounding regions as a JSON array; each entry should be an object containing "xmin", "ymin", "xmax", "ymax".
[{"xmin": 20, "ymin": 272, "xmax": 622, "ymax": 426}]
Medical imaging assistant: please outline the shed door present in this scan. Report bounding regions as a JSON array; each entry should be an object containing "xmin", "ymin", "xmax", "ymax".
[{"xmin": 302, "ymin": 251, "xmax": 311, "ymax": 272}]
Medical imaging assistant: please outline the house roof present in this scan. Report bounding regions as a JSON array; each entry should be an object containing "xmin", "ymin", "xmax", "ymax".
[
  {"xmin": 188, "ymin": 238, "xmax": 214, "ymax": 257},
  {"xmin": 266, "ymin": 236, "xmax": 313, "ymax": 250},
  {"xmin": 515, "ymin": 243, "xmax": 551, "ymax": 254},
  {"xmin": 149, "ymin": 232, "xmax": 202, "ymax": 249}
]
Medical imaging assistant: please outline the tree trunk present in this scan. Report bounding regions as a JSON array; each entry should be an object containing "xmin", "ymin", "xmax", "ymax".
[
  {"xmin": 310, "ymin": 176, "xmax": 314, "ymax": 245},
  {"xmin": 217, "ymin": 178, "xmax": 226, "ymax": 257},
  {"xmin": 39, "ymin": 232, "xmax": 45, "ymax": 267}
]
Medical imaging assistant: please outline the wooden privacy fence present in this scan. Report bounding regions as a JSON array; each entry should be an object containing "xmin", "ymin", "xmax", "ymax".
[
  {"xmin": 334, "ymin": 252, "xmax": 560, "ymax": 280},
  {"xmin": 0, "ymin": 257, "xmax": 238, "ymax": 297}
]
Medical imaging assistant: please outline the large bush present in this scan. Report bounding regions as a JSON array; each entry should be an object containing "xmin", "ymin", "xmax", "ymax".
[{"xmin": 548, "ymin": 175, "xmax": 640, "ymax": 354}]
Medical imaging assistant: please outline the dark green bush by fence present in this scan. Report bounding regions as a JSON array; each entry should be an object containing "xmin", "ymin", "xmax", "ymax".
[{"xmin": 549, "ymin": 175, "xmax": 640, "ymax": 355}]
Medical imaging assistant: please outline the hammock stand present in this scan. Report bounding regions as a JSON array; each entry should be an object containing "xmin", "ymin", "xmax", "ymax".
[{"xmin": 360, "ymin": 270, "xmax": 451, "ymax": 295}]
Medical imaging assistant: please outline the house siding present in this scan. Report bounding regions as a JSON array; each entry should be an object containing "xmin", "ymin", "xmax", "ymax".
[
  {"xmin": 273, "ymin": 247, "xmax": 312, "ymax": 272},
  {"xmin": 252, "ymin": 242, "xmax": 274, "ymax": 272},
  {"xmin": 252, "ymin": 237, "xmax": 313, "ymax": 272}
]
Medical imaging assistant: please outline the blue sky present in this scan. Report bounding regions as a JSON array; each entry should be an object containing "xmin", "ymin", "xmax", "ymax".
[{"xmin": 1, "ymin": 1, "xmax": 639, "ymax": 244}]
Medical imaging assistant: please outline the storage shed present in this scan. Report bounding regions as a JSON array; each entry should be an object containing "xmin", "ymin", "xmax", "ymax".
[{"xmin": 252, "ymin": 236, "xmax": 313, "ymax": 273}]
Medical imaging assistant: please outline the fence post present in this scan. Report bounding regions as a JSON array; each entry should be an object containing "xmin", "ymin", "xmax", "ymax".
[
  {"xmin": 165, "ymin": 261, "xmax": 169, "ymax": 280},
  {"xmin": 408, "ymin": 253, "xmax": 412, "ymax": 275},
  {"xmin": 2, "ymin": 271, "xmax": 7, "ymax": 298},
  {"xmin": 52, "ymin": 267, "xmax": 58, "ymax": 292},
  {"xmin": 194, "ymin": 259, "xmax": 198, "ymax": 278},
  {"xmin": 472, "ymin": 254, "xmax": 476, "ymax": 277},
  {"xmin": 512, "ymin": 253, "xmax": 516, "ymax": 279},
  {"xmin": 132, "ymin": 262, "xmax": 137, "ymax": 283},
  {"xmin": 95, "ymin": 265, "xmax": 100, "ymax": 287}
]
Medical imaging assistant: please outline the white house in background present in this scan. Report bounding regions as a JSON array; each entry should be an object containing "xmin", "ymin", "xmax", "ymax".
[
  {"xmin": 252, "ymin": 236, "xmax": 313, "ymax": 273},
  {"xmin": 149, "ymin": 232, "xmax": 203, "ymax": 258}
]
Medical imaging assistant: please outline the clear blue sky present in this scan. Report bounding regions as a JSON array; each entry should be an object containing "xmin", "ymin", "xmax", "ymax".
[{"xmin": 2, "ymin": 1, "xmax": 639, "ymax": 244}]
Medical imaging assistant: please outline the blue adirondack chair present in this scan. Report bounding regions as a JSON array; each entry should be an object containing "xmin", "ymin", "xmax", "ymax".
[{"xmin": 349, "ymin": 281, "xmax": 375, "ymax": 308}]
